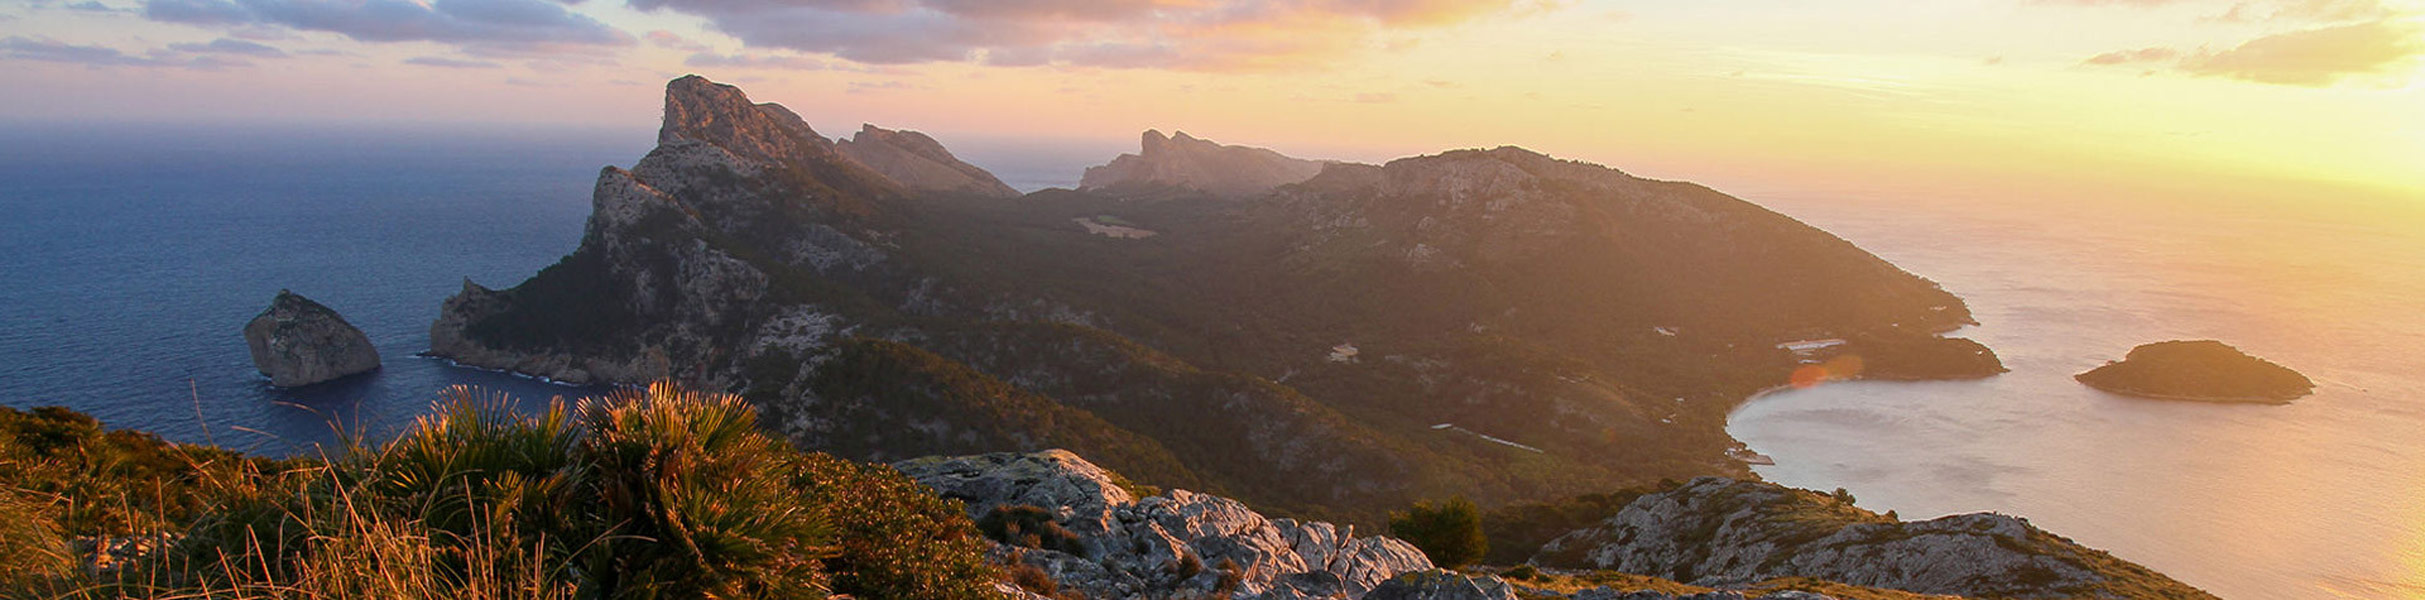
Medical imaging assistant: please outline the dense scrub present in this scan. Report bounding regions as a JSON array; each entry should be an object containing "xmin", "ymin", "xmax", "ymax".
[{"xmin": 0, "ymin": 384, "xmax": 1002, "ymax": 600}]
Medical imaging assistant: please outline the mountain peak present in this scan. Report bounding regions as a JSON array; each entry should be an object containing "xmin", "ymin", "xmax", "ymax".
[
  {"xmin": 836, "ymin": 124, "xmax": 1019, "ymax": 198},
  {"xmin": 656, "ymin": 74, "xmax": 829, "ymax": 166},
  {"xmin": 1080, "ymin": 130, "xmax": 1328, "ymax": 198}
]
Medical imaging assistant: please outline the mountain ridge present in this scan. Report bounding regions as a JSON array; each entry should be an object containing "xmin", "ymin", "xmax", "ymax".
[{"xmin": 428, "ymin": 75, "xmax": 1999, "ymax": 525}]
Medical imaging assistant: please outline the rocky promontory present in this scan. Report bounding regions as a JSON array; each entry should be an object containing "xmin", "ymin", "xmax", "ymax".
[
  {"xmin": 427, "ymin": 75, "xmax": 2001, "ymax": 527},
  {"xmin": 2075, "ymin": 340, "xmax": 2313, "ymax": 402},
  {"xmin": 242, "ymin": 290, "xmax": 379, "ymax": 387}
]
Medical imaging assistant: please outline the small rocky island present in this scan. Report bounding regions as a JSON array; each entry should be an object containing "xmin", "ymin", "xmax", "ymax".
[
  {"xmin": 243, "ymin": 290, "xmax": 380, "ymax": 387},
  {"xmin": 2075, "ymin": 340, "xmax": 2312, "ymax": 402}
]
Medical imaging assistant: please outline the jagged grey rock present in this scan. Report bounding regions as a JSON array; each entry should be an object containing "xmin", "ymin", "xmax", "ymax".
[
  {"xmin": 898, "ymin": 450, "xmax": 1434, "ymax": 600},
  {"xmin": 1362, "ymin": 571, "xmax": 1518, "ymax": 600},
  {"xmin": 243, "ymin": 290, "xmax": 379, "ymax": 387},
  {"xmin": 1534, "ymin": 478, "xmax": 2216, "ymax": 600},
  {"xmin": 1080, "ymin": 130, "xmax": 1327, "ymax": 198},
  {"xmin": 836, "ymin": 124, "xmax": 1019, "ymax": 198}
]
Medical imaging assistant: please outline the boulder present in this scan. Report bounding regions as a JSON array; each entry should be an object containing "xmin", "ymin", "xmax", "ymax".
[
  {"xmin": 243, "ymin": 290, "xmax": 379, "ymax": 387},
  {"xmin": 2075, "ymin": 340, "xmax": 2313, "ymax": 402},
  {"xmin": 897, "ymin": 450, "xmax": 1434, "ymax": 600}
]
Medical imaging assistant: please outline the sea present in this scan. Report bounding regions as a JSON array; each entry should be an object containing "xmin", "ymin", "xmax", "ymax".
[
  {"xmin": 2, "ymin": 124, "xmax": 2419, "ymax": 599},
  {"xmin": 1731, "ymin": 187, "xmax": 2425, "ymax": 600},
  {"xmin": 0, "ymin": 123, "xmax": 641, "ymax": 454}
]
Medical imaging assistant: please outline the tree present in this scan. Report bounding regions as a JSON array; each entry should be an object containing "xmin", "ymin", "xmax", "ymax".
[{"xmin": 1388, "ymin": 497, "xmax": 1488, "ymax": 569}]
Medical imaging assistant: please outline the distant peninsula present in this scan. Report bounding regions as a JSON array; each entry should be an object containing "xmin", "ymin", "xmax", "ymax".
[{"xmin": 2075, "ymin": 340, "xmax": 2313, "ymax": 403}]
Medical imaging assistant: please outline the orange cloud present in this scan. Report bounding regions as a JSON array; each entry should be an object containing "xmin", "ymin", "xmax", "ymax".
[{"xmin": 2181, "ymin": 18, "xmax": 2424, "ymax": 85}]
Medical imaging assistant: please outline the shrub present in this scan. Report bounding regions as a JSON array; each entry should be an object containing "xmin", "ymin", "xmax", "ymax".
[
  {"xmin": 576, "ymin": 383, "xmax": 835, "ymax": 599},
  {"xmin": 1212, "ymin": 558, "xmax": 1243, "ymax": 596},
  {"xmin": 1007, "ymin": 558, "xmax": 1058, "ymax": 596},
  {"xmin": 0, "ymin": 493, "xmax": 69, "ymax": 589},
  {"xmin": 11, "ymin": 384, "xmax": 1007, "ymax": 600},
  {"xmin": 1389, "ymin": 497, "xmax": 1488, "ymax": 569},
  {"xmin": 978, "ymin": 505, "xmax": 1084, "ymax": 554},
  {"xmin": 796, "ymin": 453, "xmax": 1002, "ymax": 600}
]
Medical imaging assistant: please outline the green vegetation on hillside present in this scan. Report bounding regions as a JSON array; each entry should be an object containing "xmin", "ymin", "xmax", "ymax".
[
  {"xmin": 1389, "ymin": 497, "xmax": 1488, "ymax": 569},
  {"xmin": 0, "ymin": 385, "xmax": 1001, "ymax": 600}
]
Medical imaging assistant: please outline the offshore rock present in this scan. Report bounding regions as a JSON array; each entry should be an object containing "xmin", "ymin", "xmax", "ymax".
[
  {"xmin": 243, "ymin": 290, "xmax": 379, "ymax": 387},
  {"xmin": 2076, "ymin": 339, "xmax": 2313, "ymax": 402},
  {"xmin": 898, "ymin": 450, "xmax": 1433, "ymax": 600}
]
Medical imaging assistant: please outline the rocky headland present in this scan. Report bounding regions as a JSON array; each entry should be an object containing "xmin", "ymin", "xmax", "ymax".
[
  {"xmin": 428, "ymin": 75, "xmax": 2000, "ymax": 525},
  {"xmin": 2074, "ymin": 340, "xmax": 2313, "ymax": 402},
  {"xmin": 242, "ymin": 290, "xmax": 379, "ymax": 387}
]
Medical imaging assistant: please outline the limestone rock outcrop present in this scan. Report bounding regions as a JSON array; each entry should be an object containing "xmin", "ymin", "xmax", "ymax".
[
  {"xmin": 243, "ymin": 290, "xmax": 379, "ymax": 387},
  {"xmin": 897, "ymin": 450, "xmax": 1434, "ymax": 600},
  {"xmin": 1533, "ymin": 478, "xmax": 2215, "ymax": 600},
  {"xmin": 836, "ymin": 124, "xmax": 1019, "ymax": 198},
  {"xmin": 1080, "ymin": 130, "xmax": 1326, "ymax": 198},
  {"xmin": 2076, "ymin": 340, "xmax": 2313, "ymax": 402},
  {"xmin": 1363, "ymin": 571, "xmax": 1519, "ymax": 600}
]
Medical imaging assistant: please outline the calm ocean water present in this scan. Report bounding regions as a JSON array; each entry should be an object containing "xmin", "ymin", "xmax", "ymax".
[
  {"xmin": 0, "ymin": 123, "xmax": 648, "ymax": 454},
  {"xmin": 1730, "ymin": 189, "xmax": 2425, "ymax": 600}
]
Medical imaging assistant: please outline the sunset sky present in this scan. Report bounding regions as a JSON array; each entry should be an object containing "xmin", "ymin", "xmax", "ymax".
[{"xmin": 2, "ymin": 0, "xmax": 2419, "ymax": 208}]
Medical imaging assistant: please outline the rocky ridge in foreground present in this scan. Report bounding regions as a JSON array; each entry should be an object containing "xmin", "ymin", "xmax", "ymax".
[
  {"xmin": 905, "ymin": 450, "xmax": 1900, "ymax": 600},
  {"xmin": 900, "ymin": 450, "xmax": 1433, "ymax": 600},
  {"xmin": 1534, "ymin": 478, "xmax": 2215, "ymax": 600}
]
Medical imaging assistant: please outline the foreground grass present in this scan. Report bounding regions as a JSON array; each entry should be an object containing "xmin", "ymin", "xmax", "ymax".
[{"xmin": 0, "ymin": 383, "xmax": 1001, "ymax": 600}]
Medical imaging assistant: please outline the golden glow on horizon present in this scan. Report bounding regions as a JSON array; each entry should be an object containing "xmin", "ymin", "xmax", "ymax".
[{"xmin": 1, "ymin": 0, "xmax": 2419, "ymax": 209}]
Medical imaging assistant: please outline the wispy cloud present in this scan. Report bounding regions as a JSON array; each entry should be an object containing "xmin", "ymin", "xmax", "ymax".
[
  {"xmin": 685, "ymin": 51, "xmax": 826, "ymax": 70},
  {"xmin": 2082, "ymin": 46, "xmax": 2181, "ymax": 65},
  {"xmin": 141, "ymin": 0, "xmax": 633, "ymax": 56},
  {"xmin": 167, "ymin": 37, "xmax": 285, "ymax": 57},
  {"xmin": 1, "ymin": 35, "xmax": 258, "ymax": 69},
  {"xmin": 627, "ymin": 0, "xmax": 1563, "ymax": 71},
  {"xmin": 2180, "ymin": 18, "xmax": 2424, "ymax": 85},
  {"xmin": 2071, "ymin": 0, "xmax": 2423, "ymax": 86},
  {"xmin": 404, "ymin": 55, "xmax": 502, "ymax": 69}
]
